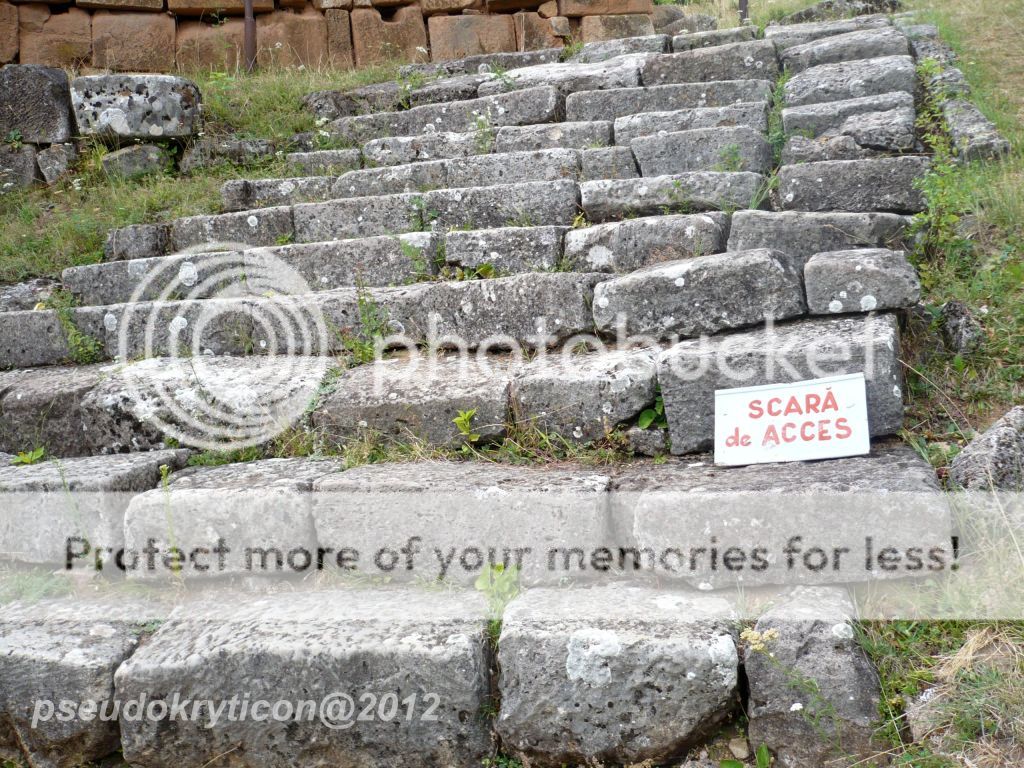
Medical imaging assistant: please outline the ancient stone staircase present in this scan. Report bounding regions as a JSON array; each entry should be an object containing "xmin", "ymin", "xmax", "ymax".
[{"xmin": 0, "ymin": 13, "xmax": 1008, "ymax": 768}]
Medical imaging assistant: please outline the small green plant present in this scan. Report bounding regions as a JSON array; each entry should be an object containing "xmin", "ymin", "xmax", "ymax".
[
  {"xmin": 481, "ymin": 756, "xmax": 524, "ymax": 768},
  {"xmin": 559, "ymin": 38, "xmax": 584, "ymax": 62},
  {"xmin": 756, "ymin": 743, "xmax": 773, "ymax": 768},
  {"xmin": 489, "ymin": 65, "xmax": 515, "ymax": 92},
  {"xmin": 767, "ymin": 71, "xmax": 792, "ymax": 165},
  {"xmin": 474, "ymin": 563, "xmax": 520, "ymax": 647},
  {"xmin": 454, "ymin": 408, "xmax": 482, "ymax": 445},
  {"xmin": 637, "ymin": 392, "xmax": 668, "ymax": 431},
  {"xmin": 44, "ymin": 289, "xmax": 104, "ymax": 365},
  {"xmin": 338, "ymin": 285, "xmax": 390, "ymax": 366},
  {"xmin": 473, "ymin": 113, "xmax": 496, "ymax": 154},
  {"xmin": 11, "ymin": 447, "xmax": 45, "ymax": 466},
  {"xmin": 714, "ymin": 143, "xmax": 745, "ymax": 172},
  {"xmin": 5, "ymin": 129, "xmax": 22, "ymax": 149},
  {"xmin": 410, "ymin": 194, "xmax": 440, "ymax": 232},
  {"xmin": 275, "ymin": 232, "xmax": 294, "ymax": 246}
]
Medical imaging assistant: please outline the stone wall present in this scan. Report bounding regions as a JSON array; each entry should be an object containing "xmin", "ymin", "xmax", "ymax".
[{"xmin": 0, "ymin": 0, "xmax": 690, "ymax": 71}]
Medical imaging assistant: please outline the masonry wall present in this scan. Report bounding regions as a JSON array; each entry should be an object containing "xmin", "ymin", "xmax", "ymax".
[{"xmin": 0, "ymin": 0, "xmax": 660, "ymax": 72}]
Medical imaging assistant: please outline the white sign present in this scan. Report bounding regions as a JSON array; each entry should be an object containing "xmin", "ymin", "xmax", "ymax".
[{"xmin": 714, "ymin": 373, "xmax": 871, "ymax": 466}]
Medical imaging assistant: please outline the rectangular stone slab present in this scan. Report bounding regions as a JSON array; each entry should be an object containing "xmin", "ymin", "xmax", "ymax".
[
  {"xmin": 672, "ymin": 25, "xmax": 756, "ymax": 51},
  {"xmin": 804, "ymin": 248, "xmax": 921, "ymax": 315},
  {"xmin": 581, "ymin": 172, "xmax": 763, "ymax": 221},
  {"xmin": 312, "ymin": 462, "xmax": 612, "ymax": 584},
  {"xmin": 780, "ymin": 27, "xmax": 910, "ymax": 73},
  {"xmin": 592, "ymin": 249, "xmax": 806, "ymax": 339},
  {"xmin": 778, "ymin": 157, "xmax": 930, "ymax": 213},
  {"xmin": 781, "ymin": 90, "xmax": 914, "ymax": 138},
  {"xmin": 476, "ymin": 54, "xmax": 647, "ymax": 97},
  {"xmin": 641, "ymin": 40, "xmax": 780, "ymax": 85},
  {"xmin": 764, "ymin": 15, "xmax": 892, "ymax": 49},
  {"xmin": 114, "ymin": 589, "xmax": 493, "ymax": 768},
  {"xmin": 726, "ymin": 210, "xmax": 911, "ymax": 268},
  {"xmin": 784, "ymin": 55, "xmax": 915, "ymax": 107},
  {"xmin": 613, "ymin": 102, "xmax": 769, "ymax": 145},
  {"xmin": 0, "ymin": 450, "xmax": 188, "ymax": 565},
  {"xmin": 494, "ymin": 121, "xmax": 613, "ymax": 153},
  {"xmin": 657, "ymin": 313, "xmax": 905, "ymax": 454},
  {"xmin": 631, "ymin": 126, "xmax": 773, "ymax": 175},
  {"xmin": 362, "ymin": 130, "xmax": 489, "ymax": 167},
  {"xmin": 444, "ymin": 226, "xmax": 569, "ymax": 273},
  {"xmin": 169, "ymin": 206, "xmax": 294, "ymax": 253},
  {"xmin": 563, "ymin": 212, "xmax": 728, "ymax": 272},
  {"xmin": 565, "ymin": 80, "xmax": 773, "ymax": 121},
  {"xmin": 496, "ymin": 585, "xmax": 738, "ymax": 766},
  {"xmin": 220, "ymin": 176, "xmax": 336, "ymax": 213}
]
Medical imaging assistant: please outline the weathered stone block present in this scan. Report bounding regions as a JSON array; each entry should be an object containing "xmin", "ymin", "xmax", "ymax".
[
  {"xmin": 557, "ymin": 0, "xmax": 652, "ymax": 16},
  {"xmin": 950, "ymin": 406, "xmax": 1024, "ymax": 491},
  {"xmin": 426, "ymin": 178, "xmax": 581, "ymax": 231},
  {"xmin": 672, "ymin": 25, "xmax": 755, "ymax": 51},
  {"xmin": 592, "ymin": 249, "xmax": 806, "ymax": 339},
  {"xmin": 181, "ymin": 138, "xmax": 277, "ymax": 174},
  {"xmin": 325, "ymin": 8, "xmax": 354, "ymax": 68},
  {"xmin": 0, "ymin": 143, "xmax": 36, "ymax": 193},
  {"xmin": 780, "ymin": 27, "xmax": 910, "ymax": 73},
  {"xmin": 781, "ymin": 90, "xmax": 914, "ymax": 138},
  {"xmin": 167, "ymin": 0, "xmax": 272, "ymax": 13},
  {"xmin": 17, "ymin": 5, "xmax": 91, "ymax": 68},
  {"xmin": 36, "ymin": 142, "xmax": 76, "ymax": 184},
  {"xmin": 0, "ymin": 64, "xmax": 72, "ymax": 143},
  {"xmin": 569, "ymin": 33, "xmax": 668, "ymax": 62},
  {"xmin": 104, "ymin": 223, "xmax": 170, "ymax": 261},
  {"xmin": 445, "ymin": 226, "xmax": 568, "ymax": 274},
  {"xmin": 580, "ymin": 172, "xmax": 763, "ymax": 221},
  {"xmin": 91, "ymin": 11, "xmax": 175, "ymax": 72},
  {"xmin": 175, "ymin": 19, "xmax": 245, "ymax": 71},
  {"xmin": 511, "ymin": 349, "xmax": 658, "ymax": 442},
  {"xmin": 495, "ymin": 121, "xmax": 611, "ymax": 153},
  {"xmin": 943, "ymin": 99, "xmax": 1011, "ymax": 162},
  {"xmin": 442, "ymin": 148, "xmax": 582, "ymax": 188},
  {"xmin": 579, "ymin": 13, "xmax": 655, "ymax": 43},
  {"xmin": 0, "ymin": 599, "xmax": 171, "ymax": 768},
  {"xmin": 805, "ymin": 248, "xmax": 920, "ymax": 315},
  {"xmin": 428, "ymin": 14, "xmax": 516, "ymax": 62},
  {"xmin": 567, "ymin": 80, "xmax": 773, "ymax": 121},
  {"xmin": 641, "ymin": 39, "xmax": 779, "ymax": 85},
  {"xmin": 170, "ymin": 206, "xmax": 293, "ymax": 253},
  {"xmin": 362, "ymin": 130, "xmax": 488, "ymax": 166},
  {"xmin": 613, "ymin": 102, "xmax": 769, "ymax": 145},
  {"xmin": 0, "ymin": 2, "xmax": 16, "ymax": 63},
  {"xmin": 657, "ymin": 313, "xmax": 905, "ymax": 453},
  {"xmin": 101, "ymin": 144, "xmax": 168, "ymax": 179},
  {"xmin": 778, "ymin": 157, "xmax": 930, "ymax": 213},
  {"xmin": 784, "ymin": 55, "xmax": 915, "ymax": 107},
  {"xmin": 256, "ymin": 7, "xmax": 330, "ymax": 69},
  {"xmin": 497, "ymin": 586, "xmax": 738, "ymax": 765},
  {"xmin": 631, "ymin": 125, "xmax": 773, "ymax": 175},
  {"xmin": 115, "ymin": 590, "xmax": 493, "ymax": 767},
  {"xmin": 781, "ymin": 135, "xmax": 875, "ymax": 164},
  {"xmin": 312, "ymin": 462, "xmax": 612, "ymax": 584},
  {"xmin": 294, "ymin": 192, "xmax": 419, "ymax": 241},
  {"xmin": 513, "ymin": 11, "xmax": 562, "ymax": 52},
  {"xmin": 0, "ymin": 451, "xmax": 188, "ymax": 565},
  {"xmin": 312, "ymin": 356, "xmax": 513, "ymax": 446},
  {"xmin": 72, "ymin": 74, "xmax": 202, "ymax": 140},
  {"xmin": 763, "ymin": 14, "xmax": 890, "ymax": 50},
  {"xmin": 0, "ymin": 309, "xmax": 72, "ymax": 368},
  {"xmin": 0, "ymin": 278, "xmax": 55, "ymax": 312},
  {"xmin": 747, "ymin": 588, "xmax": 885, "ymax": 767},
  {"xmin": 476, "ymin": 54, "xmax": 646, "ymax": 98},
  {"xmin": 331, "ymin": 160, "xmax": 448, "ymax": 199},
  {"xmin": 351, "ymin": 5, "xmax": 427, "ymax": 67},
  {"xmin": 660, "ymin": 13, "xmax": 717, "ymax": 35},
  {"xmin": 580, "ymin": 146, "xmax": 638, "ymax": 180},
  {"xmin": 563, "ymin": 212, "xmax": 727, "ymax": 272},
  {"xmin": 77, "ymin": 0, "xmax": 163, "ymax": 9},
  {"xmin": 221, "ymin": 176, "xmax": 336, "ymax": 211},
  {"xmin": 727, "ymin": 210, "xmax": 911, "ymax": 268}
]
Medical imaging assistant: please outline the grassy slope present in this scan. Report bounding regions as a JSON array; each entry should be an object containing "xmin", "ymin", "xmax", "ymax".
[{"xmin": 0, "ymin": 65, "xmax": 398, "ymax": 284}]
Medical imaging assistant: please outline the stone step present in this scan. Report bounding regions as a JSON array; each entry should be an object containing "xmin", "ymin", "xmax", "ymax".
[
  {"xmin": 784, "ymin": 55, "xmax": 916, "ymax": 107},
  {"xmin": 329, "ymin": 85, "xmax": 563, "ymax": 143},
  {"xmin": 726, "ymin": 210, "xmax": 912, "ymax": 267},
  {"xmin": 658, "ymin": 313, "xmax": 905, "ymax": 454},
  {"xmin": 285, "ymin": 148, "xmax": 362, "ymax": 176},
  {"xmin": 494, "ymin": 121, "xmax": 613, "ymax": 153},
  {"xmin": 778, "ymin": 156, "xmax": 931, "ymax": 213},
  {"xmin": 113, "ymin": 589, "xmax": 494, "ymax": 767},
  {"xmin": 1, "ymin": 269, "xmax": 603, "ymax": 369},
  {"xmin": 641, "ymin": 39, "xmax": 781, "ymax": 86},
  {"xmin": 566, "ymin": 79, "xmax": 774, "ymax": 122},
  {"xmin": 568, "ymin": 35, "xmax": 671, "ymax": 64},
  {"xmin": 0, "ymin": 450, "xmax": 189, "ymax": 564},
  {"xmin": 672, "ymin": 25, "xmax": 757, "ymax": 52},
  {"xmin": 475, "ymin": 53, "xmax": 650, "ymax": 97},
  {"xmin": 804, "ymin": 248, "xmax": 921, "ymax": 315},
  {"xmin": 779, "ymin": 27, "xmax": 911, "ymax": 73},
  {"xmin": 781, "ymin": 90, "xmax": 917, "ymax": 153},
  {"xmin": 613, "ymin": 101, "xmax": 770, "ymax": 145},
  {"xmin": 630, "ymin": 126, "xmax": 774, "ymax": 176},
  {"xmin": 580, "ymin": 172, "xmax": 764, "ymax": 221},
  {"xmin": 221, "ymin": 148, "xmax": 584, "ymax": 211},
  {"xmin": 105, "ymin": 179, "xmax": 582, "ymax": 261},
  {"xmin": 61, "ymin": 232, "xmax": 441, "ymax": 306},
  {"xmin": 362, "ymin": 129, "xmax": 490, "ymax": 167},
  {"xmin": 592, "ymin": 248, "xmax": 806, "ymax": 339},
  {"xmin": 764, "ymin": 14, "xmax": 892, "ymax": 50}
]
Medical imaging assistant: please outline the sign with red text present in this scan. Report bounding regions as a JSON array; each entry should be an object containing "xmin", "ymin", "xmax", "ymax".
[{"xmin": 714, "ymin": 373, "xmax": 871, "ymax": 466}]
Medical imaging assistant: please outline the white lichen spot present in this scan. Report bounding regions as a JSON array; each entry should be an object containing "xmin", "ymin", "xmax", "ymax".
[
  {"xmin": 674, "ymin": 277, "xmax": 686, "ymax": 287},
  {"xmin": 601, "ymin": 402, "xmax": 613, "ymax": 414},
  {"xmin": 103, "ymin": 312, "xmax": 118, "ymax": 331},
  {"xmin": 169, "ymin": 316, "xmax": 188, "ymax": 334},
  {"xmin": 565, "ymin": 628, "xmax": 622, "ymax": 686},
  {"xmin": 178, "ymin": 262, "xmax": 199, "ymax": 287},
  {"xmin": 785, "ymin": 192, "xmax": 795, "ymax": 202},
  {"xmin": 246, "ymin": 215, "xmax": 259, "ymax": 229},
  {"xmin": 587, "ymin": 245, "xmax": 614, "ymax": 268},
  {"xmin": 790, "ymin": 702, "xmax": 804, "ymax": 712},
  {"xmin": 828, "ymin": 300, "xmax": 844, "ymax": 313},
  {"xmin": 860, "ymin": 295, "xmax": 877, "ymax": 311},
  {"xmin": 893, "ymin": 384, "xmax": 901, "ymax": 398},
  {"xmin": 831, "ymin": 622, "xmax": 854, "ymax": 640},
  {"xmin": 596, "ymin": 295, "xmax": 610, "ymax": 309}
]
